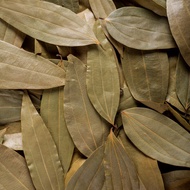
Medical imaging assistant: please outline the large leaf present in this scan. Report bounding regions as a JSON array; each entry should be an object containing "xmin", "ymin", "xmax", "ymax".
[
  {"xmin": 121, "ymin": 47, "xmax": 169, "ymax": 113},
  {"xmin": 118, "ymin": 129, "xmax": 165, "ymax": 190},
  {"xmin": 87, "ymin": 21, "xmax": 120, "ymax": 125},
  {"xmin": 0, "ymin": 18, "xmax": 25, "ymax": 47},
  {"xmin": 0, "ymin": 0, "xmax": 98, "ymax": 46},
  {"xmin": 89, "ymin": 0, "xmax": 116, "ymax": 19},
  {"xmin": 64, "ymin": 55, "xmax": 109, "ymax": 157},
  {"xmin": 0, "ymin": 144, "xmax": 35, "ymax": 190},
  {"xmin": 105, "ymin": 7, "xmax": 176, "ymax": 50},
  {"xmin": 21, "ymin": 91, "xmax": 64, "ymax": 190},
  {"xmin": 0, "ymin": 90, "xmax": 23, "ymax": 125},
  {"xmin": 66, "ymin": 145, "xmax": 105, "ymax": 190},
  {"xmin": 0, "ymin": 40, "xmax": 65, "ymax": 89},
  {"xmin": 167, "ymin": 0, "xmax": 190, "ymax": 67},
  {"xmin": 103, "ymin": 130, "xmax": 140, "ymax": 190},
  {"xmin": 41, "ymin": 87, "xmax": 74, "ymax": 174},
  {"xmin": 122, "ymin": 107, "xmax": 190, "ymax": 167}
]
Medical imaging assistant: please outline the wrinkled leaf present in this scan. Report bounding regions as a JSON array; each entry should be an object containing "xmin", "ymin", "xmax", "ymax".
[
  {"xmin": 104, "ymin": 130, "xmax": 140, "ymax": 190},
  {"xmin": 41, "ymin": 87, "xmax": 74, "ymax": 173},
  {"xmin": 0, "ymin": 40, "xmax": 65, "ymax": 89},
  {"xmin": 121, "ymin": 47, "xmax": 169, "ymax": 113},
  {"xmin": 0, "ymin": 0, "xmax": 99, "ymax": 46},
  {"xmin": 167, "ymin": 0, "xmax": 190, "ymax": 67},
  {"xmin": 66, "ymin": 145, "xmax": 105, "ymax": 190},
  {"xmin": 0, "ymin": 144, "xmax": 35, "ymax": 190},
  {"xmin": 122, "ymin": 107, "xmax": 190, "ymax": 167},
  {"xmin": 64, "ymin": 55, "xmax": 109, "ymax": 157},
  {"xmin": 21, "ymin": 92, "xmax": 64, "ymax": 190},
  {"xmin": 105, "ymin": 7, "xmax": 176, "ymax": 50}
]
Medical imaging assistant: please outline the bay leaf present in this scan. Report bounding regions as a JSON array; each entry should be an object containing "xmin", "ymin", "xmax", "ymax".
[
  {"xmin": 0, "ymin": 128, "xmax": 6, "ymax": 144},
  {"xmin": 89, "ymin": 0, "xmax": 116, "ymax": 19},
  {"xmin": 0, "ymin": 144, "xmax": 35, "ymax": 190},
  {"xmin": 0, "ymin": 40, "xmax": 65, "ymax": 89},
  {"xmin": 66, "ymin": 145, "xmax": 105, "ymax": 190},
  {"xmin": 0, "ymin": 90, "xmax": 23, "ymax": 125},
  {"xmin": 122, "ymin": 107, "xmax": 190, "ymax": 167},
  {"xmin": 87, "ymin": 22, "xmax": 120, "ymax": 125},
  {"xmin": 118, "ymin": 129, "xmax": 165, "ymax": 190},
  {"xmin": 162, "ymin": 170, "xmax": 190, "ymax": 190},
  {"xmin": 3, "ymin": 133, "xmax": 22, "ymax": 150},
  {"xmin": 176, "ymin": 55, "xmax": 190, "ymax": 111},
  {"xmin": 0, "ymin": 0, "xmax": 99, "ymax": 46},
  {"xmin": 105, "ymin": 7, "xmax": 176, "ymax": 50},
  {"xmin": 104, "ymin": 130, "xmax": 140, "ymax": 190},
  {"xmin": 121, "ymin": 47, "xmax": 169, "ymax": 113},
  {"xmin": 41, "ymin": 87, "xmax": 74, "ymax": 174},
  {"xmin": 167, "ymin": 0, "xmax": 190, "ymax": 67},
  {"xmin": 21, "ymin": 91, "xmax": 64, "ymax": 190},
  {"xmin": 64, "ymin": 55, "xmax": 109, "ymax": 157},
  {"xmin": 0, "ymin": 18, "xmax": 25, "ymax": 47}
]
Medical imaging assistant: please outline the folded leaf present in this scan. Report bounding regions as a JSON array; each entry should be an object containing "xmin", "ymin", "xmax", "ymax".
[
  {"xmin": 0, "ymin": 0, "xmax": 98, "ymax": 46},
  {"xmin": 0, "ymin": 40, "xmax": 65, "ymax": 89},
  {"xmin": 21, "ymin": 91, "xmax": 64, "ymax": 190},
  {"xmin": 0, "ymin": 144, "xmax": 35, "ymax": 190},
  {"xmin": 122, "ymin": 107, "xmax": 190, "ymax": 167},
  {"xmin": 105, "ymin": 7, "xmax": 176, "ymax": 50}
]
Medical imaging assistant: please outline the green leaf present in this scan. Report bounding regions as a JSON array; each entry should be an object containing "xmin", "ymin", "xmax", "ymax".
[
  {"xmin": 0, "ymin": 0, "xmax": 99, "ymax": 46},
  {"xmin": 21, "ymin": 91, "xmax": 64, "ymax": 190},
  {"xmin": 66, "ymin": 145, "xmax": 105, "ymax": 190},
  {"xmin": 0, "ymin": 40, "xmax": 65, "ymax": 89},
  {"xmin": 121, "ymin": 47, "xmax": 169, "ymax": 113},
  {"xmin": 104, "ymin": 130, "xmax": 140, "ymax": 190},
  {"xmin": 64, "ymin": 55, "xmax": 109, "ymax": 157},
  {"xmin": 87, "ymin": 21, "xmax": 120, "ymax": 125},
  {"xmin": 167, "ymin": 0, "xmax": 190, "ymax": 67},
  {"xmin": 105, "ymin": 7, "xmax": 176, "ymax": 50},
  {"xmin": 41, "ymin": 87, "xmax": 75, "ymax": 174},
  {"xmin": 0, "ymin": 144, "xmax": 35, "ymax": 190},
  {"xmin": 122, "ymin": 107, "xmax": 190, "ymax": 167}
]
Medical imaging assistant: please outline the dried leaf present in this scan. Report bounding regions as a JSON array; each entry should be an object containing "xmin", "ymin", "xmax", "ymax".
[
  {"xmin": 105, "ymin": 7, "xmax": 176, "ymax": 50},
  {"xmin": 0, "ymin": 0, "xmax": 99, "ymax": 46},
  {"xmin": 0, "ymin": 40, "xmax": 65, "ymax": 89},
  {"xmin": 21, "ymin": 91, "xmax": 64, "ymax": 190},
  {"xmin": 62, "ymin": 0, "xmax": 79, "ymax": 13},
  {"xmin": 41, "ymin": 87, "xmax": 74, "ymax": 173},
  {"xmin": 64, "ymin": 55, "xmax": 109, "ymax": 157},
  {"xmin": 3, "ymin": 133, "xmax": 22, "ymax": 150},
  {"xmin": 122, "ymin": 107, "xmax": 190, "ymax": 167},
  {"xmin": 0, "ymin": 144, "xmax": 35, "ymax": 190}
]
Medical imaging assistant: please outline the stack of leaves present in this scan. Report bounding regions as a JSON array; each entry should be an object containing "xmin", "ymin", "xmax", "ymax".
[{"xmin": 0, "ymin": 0, "xmax": 190, "ymax": 189}]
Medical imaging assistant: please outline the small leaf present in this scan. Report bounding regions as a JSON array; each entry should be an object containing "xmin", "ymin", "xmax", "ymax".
[
  {"xmin": 105, "ymin": 7, "xmax": 176, "ymax": 50},
  {"xmin": 21, "ymin": 91, "xmax": 65, "ymax": 190},
  {"xmin": 0, "ymin": 144, "xmax": 35, "ymax": 190},
  {"xmin": 122, "ymin": 107, "xmax": 190, "ymax": 167}
]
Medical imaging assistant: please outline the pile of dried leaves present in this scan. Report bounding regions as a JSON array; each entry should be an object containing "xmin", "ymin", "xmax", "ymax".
[{"xmin": 0, "ymin": 0, "xmax": 190, "ymax": 189}]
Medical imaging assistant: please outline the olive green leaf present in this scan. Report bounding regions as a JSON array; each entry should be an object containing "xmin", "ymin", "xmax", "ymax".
[
  {"xmin": 121, "ymin": 47, "xmax": 169, "ymax": 113},
  {"xmin": 122, "ymin": 107, "xmax": 190, "ymax": 167},
  {"xmin": 104, "ymin": 130, "xmax": 140, "ymax": 190},
  {"xmin": 0, "ymin": 40, "xmax": 65, "ymax": 89},
  {"xmin": 167, "ymin": 0, "xmax": 190, "ymax": 67},
  {"xmin": 0, "ymin": 0, "xmax": 99, "ymax": 46},
  {"xmin": 41, "ymin": 87, "xmax": 74, "ymax": 174},
  {"xmin": 66, "ymin": 145, "xmax": 105, "ymax": 190},
  {"xmin": 0, "ymin": 18, "xmax": 25, "ymax": 47},
  {"xmin": 21, "ymin": 91, "xmax": 64, "ymax": 190},
  {"xmin": 118, "ymin": 129, "xmax": 165, "ymax": 190},
  {"xmin": 87, "ymin": 21, "xmax": 120, "ymax": 125},
  {"xmin": 105, "ymin": 7, "xmax": 176, "ymax": 50},
  {"xmin": 64, "ymin": 55, "xmax": 109, "ymax": 157},
  {"xmin": 89, "ymin": 0, "xmax": 116, "ymax": 19},
  {"xmin": 0, "ymin": 144, "xmax": 35, "ymax": 190},
  {"xmin": 0, "ymin": 128, "xmax": 6, "ymax": 144},
  {"xmin": 162, "ymin": 170, "xmax": 190, "ymax": 190},
  {"xmin": 176, "ymin": 55, "xmax": 190, "ymax": 111},
  {"xmin": 0, "ymin": 90, "xmax": 23, "ymax": 125}
]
